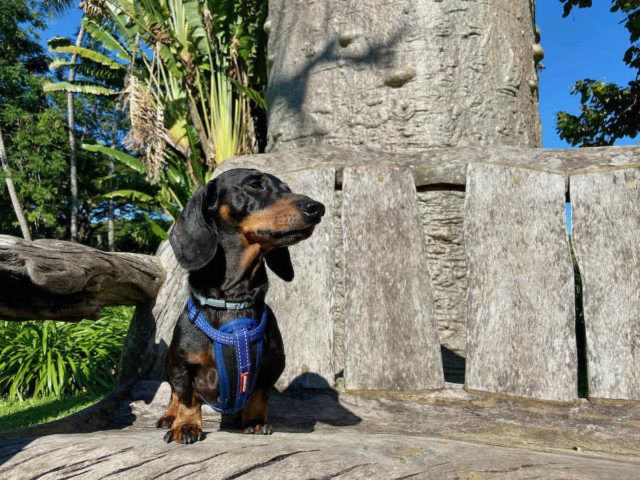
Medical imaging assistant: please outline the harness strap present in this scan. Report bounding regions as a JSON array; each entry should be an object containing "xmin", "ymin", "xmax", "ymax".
[
  {"xmin": 187, "ymin": 297, "xmax": 266, "ymax": 344},
  {"xmin": 186, "ymin": 297, "xmax": 266, "ymax": 414}
]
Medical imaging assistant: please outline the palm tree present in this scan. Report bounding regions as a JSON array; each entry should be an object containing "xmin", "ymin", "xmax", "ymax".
[
  {"xmin": 43, "ymin": 1, "xmax": 116, "ymax": 243},
  {"xmin": 67, "ymin": 25, "xmax": 86, "ymax": 242},
  {"xmin": 41, "ymin": 0, "xmax": 84, "ymax": 241}
]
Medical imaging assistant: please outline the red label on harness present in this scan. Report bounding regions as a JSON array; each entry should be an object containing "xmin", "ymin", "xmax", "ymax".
[{"xmin": 240, "ymin": 372, "xmax": 249, "ymax": 393}]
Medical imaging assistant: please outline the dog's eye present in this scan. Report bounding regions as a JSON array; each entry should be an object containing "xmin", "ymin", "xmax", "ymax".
[{"xmin": 248, "ymin": 180, "xmax": 264, "ymax": 191}]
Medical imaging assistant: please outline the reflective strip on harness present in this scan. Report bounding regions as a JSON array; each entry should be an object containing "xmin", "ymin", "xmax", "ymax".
[{"xmin": 187, "ymin": 297, "xmax": 266, "ymax": 414}]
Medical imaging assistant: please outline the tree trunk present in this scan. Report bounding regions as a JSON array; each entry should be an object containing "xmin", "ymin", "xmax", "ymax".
[
  {"xmin": 0, "ymin": 126, "xmax": 31, "ymax": 241},
  {"xmin": 68, "ymin": 25, "xmax": 86, "ymax": 242},
  {"xmin": 266, "ymin": 0, "xmax": 541, "ymax": 152},
  {"xmin": 108, "ymin": 109, "xmax": 118, "ymax": 252}
]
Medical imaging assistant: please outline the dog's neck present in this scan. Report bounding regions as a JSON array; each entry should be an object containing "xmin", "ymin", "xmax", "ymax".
[{"xmin": 188, "ymin": 234, "xmax": 268, "ymax": 308}]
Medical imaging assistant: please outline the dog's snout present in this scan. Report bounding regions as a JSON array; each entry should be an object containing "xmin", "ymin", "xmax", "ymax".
[{"xmin": 298, "ymin": 198, "xmax": 325, "ymax": 220}]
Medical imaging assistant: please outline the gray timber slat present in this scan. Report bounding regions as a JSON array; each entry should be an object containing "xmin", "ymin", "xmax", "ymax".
[
  {"xmin": 342, "ymin": 167, "xmax": 444, "ymax": 391},
  {"xmin": 571, "ymin": 167, "xmax": 640, "ymax": 400},
  {"xmin": 464, "ymin": 163, "xmax": 577, "ymax": 402},
  {"xmin": 268, "ymin": 168, "xmax": 336, "ymax": 389}
]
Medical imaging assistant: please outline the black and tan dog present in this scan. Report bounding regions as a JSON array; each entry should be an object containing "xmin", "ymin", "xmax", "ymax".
[{"xmin": 157, "ymin": 168, "xmax": 324, "ymax": 444}]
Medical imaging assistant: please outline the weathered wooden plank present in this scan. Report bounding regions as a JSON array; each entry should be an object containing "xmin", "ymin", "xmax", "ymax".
[
  {"xmin": 0, "ymin": 235, "xmax": 165, "ymax": 321},
  {"xmin": 342, "ymin": 167, "xmax": 444, "ymax": 391},
  {"xmin": 571, "ymin": 167, "xmax": 640, "ymax": 401},
  {"xmin": 216, "ymin": 145, "xmax": 640, "ymax": 189},
  {"xmin": 267, "ymin": 168, "xmax": 336, "ymax": 389},
  {"xmin": 464, "ymin": 163, "xmax": 577, "ymax": 402}
]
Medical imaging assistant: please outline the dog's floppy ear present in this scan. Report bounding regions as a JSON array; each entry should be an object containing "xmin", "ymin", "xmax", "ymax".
[
  {"xmin": 169, "ymin": 181, "xmax": 218, "ymax": 271},
  {"xmin": 265, "ymin": 247, "xmax": 294, "ymax": 282}
]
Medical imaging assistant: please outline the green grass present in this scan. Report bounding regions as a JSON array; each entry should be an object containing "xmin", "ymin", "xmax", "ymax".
[{"xmin": 0, "ymin": 394, "xmax": 105, "ymax": 432}]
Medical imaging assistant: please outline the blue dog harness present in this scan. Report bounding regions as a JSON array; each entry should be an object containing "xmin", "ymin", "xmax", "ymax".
[{"xmin": 187, "ymin": 297, "xmax": 267, "ymax": 414}]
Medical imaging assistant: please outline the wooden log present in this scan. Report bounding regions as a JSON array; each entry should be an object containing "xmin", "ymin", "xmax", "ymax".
[
  {"xmin": 342, "ymin": 167, "xmax": 444, "ymax": 391},
  {"xmin": 464, "ymin": 163, "xmax": 577, "ymax": 402},
  {"xmin": 118, "ymin": 239, "xmax": 189, "ymax": 381},
  {"xmin": 570, "ymin": 166, "xmax": 640, "ymax": 401},
  {"xmin": 268, "ymin": 169, "xmax": 336, "ymax": 389},
  {"xmin": 0, "ymin": 235, "xmax": 164, "ymax": 322}
]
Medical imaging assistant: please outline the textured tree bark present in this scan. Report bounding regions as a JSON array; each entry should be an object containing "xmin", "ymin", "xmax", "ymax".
[
  {"xmin": 266, "ymin": 0, "xmax": 541, "ymax": 152},
  {"xmin": 0, "ymin": 235, "xmax": 164, "ymax": 321},
  {"xmin": 0, "ymin": 126, "xmax": 31, "ymax": 241},
  {"xmin": 464, "ymin": 163, "xmax": 577, "ymax": 403},
  {"xmin": 571, "ymin": 166, "xmax": 640, "ymax": 401},
  {"xmin": 67, "ymin": 25, "xmax": 86, "ymax": 243}
]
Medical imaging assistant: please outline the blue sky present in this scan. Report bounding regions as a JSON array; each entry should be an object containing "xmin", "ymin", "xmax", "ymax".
[
  {"xmin": 43, "ymin": 2, "xmax": 636, "ymax": 150},
  {"xmin": 536, "ymin": 2, "xmax": 636, "ymax": 148}
]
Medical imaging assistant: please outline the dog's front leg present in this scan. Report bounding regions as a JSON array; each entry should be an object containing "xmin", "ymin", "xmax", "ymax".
[
  {"xmin": 242, "ymin": 388, "xmax": 272, "ymax": 435},
  {"xmin": 162, "ymin": 362, "xmax": 204, "ymax": 444}
]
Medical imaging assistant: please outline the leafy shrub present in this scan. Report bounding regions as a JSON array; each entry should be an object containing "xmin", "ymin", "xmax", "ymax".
[{"xmin": 0, "ymin": 306, "xmax": 133, "ymax": 401}]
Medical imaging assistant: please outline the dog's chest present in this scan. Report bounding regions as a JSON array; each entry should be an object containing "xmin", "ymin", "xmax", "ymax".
[{"xmin": 189, "ymin": 350, "xmax": 219, "ymax": 402}]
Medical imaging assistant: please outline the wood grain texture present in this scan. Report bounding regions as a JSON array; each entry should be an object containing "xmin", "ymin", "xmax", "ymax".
[
  {"xmin": 0, "ymin": 235, "xmax": 164, "ymax": 321},
  {"xmin": 571, "ymin": 167, "xmax": 640, "ymax": 400},
  {"xmin": 464, "ymin": 163, "xmax": 577, "ymax": 402},
  {"xmin": 4, "ymin": 380, "xmax": 640, "ymax": 478},
  {"xmin": 267, "ymin": 168, "xmax": 336, "ymax": 389},
  {"xmin": 118, "ymin": 239, "xmax": 189, "ymax": 381},
  {"xmin": 342, "ymin": 167, "xmax": 444, "ymax": 390},
  {"xmin": 216, "ymin": 145, "xmax": 640, "ymax": 190}
]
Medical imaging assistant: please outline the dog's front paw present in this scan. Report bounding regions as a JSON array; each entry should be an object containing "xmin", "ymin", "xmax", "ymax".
[
  {"xmin": 163, "ymin": 423, "xmax": 205, "ymax": 444},
  {"xmin": 155, "ymin": 415, "xmax": 175, "ymax": 429},
  {"xmin": 243, "ymin": 423, "xmax": 273, "ymax": 435}
]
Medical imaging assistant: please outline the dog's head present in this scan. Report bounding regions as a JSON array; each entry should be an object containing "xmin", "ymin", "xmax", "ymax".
[{"xmin": 169, "ymin": 168, "xmax": 325, "ymax": 281}]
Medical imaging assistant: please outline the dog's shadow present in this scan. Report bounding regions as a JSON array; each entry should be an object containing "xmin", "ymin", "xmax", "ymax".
[{"xmin": 221, "ymin": 373, "xmax": 362, "ymax": 433}]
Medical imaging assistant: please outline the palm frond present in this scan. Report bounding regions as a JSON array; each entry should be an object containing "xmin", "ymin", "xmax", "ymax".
[
  {"xmin": 82, "ymin": 144, "xmax": 146, "ymax": 174},
  {"xmin": 82, "ymin": 17, "xmax": 132, "ymax": 61},
  {"xmin": 43, "ymin": 81, "xmax": 119, "ymax": 96},
  {"xmin": 49, "ymin": 45, "xmax": 127, "ymax": 70}
]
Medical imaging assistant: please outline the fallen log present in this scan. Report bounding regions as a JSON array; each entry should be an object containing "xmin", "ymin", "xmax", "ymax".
[{"xmin": 0, "ymin": 235, "xmax": 165, "ymax": 321}]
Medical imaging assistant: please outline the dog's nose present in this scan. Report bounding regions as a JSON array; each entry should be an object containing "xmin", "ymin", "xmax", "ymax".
[{"xmin": 298, "ymin": 198, "xmax": 325, "ymax": 220}]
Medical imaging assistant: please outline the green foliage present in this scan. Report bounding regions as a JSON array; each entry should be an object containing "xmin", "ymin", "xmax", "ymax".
[
  {"xmin": 1, "ymin": 106, "xmax": 73, "ymax": 238},
  {"xmin": 83, "ymin": 144, "xmax": 145, "ymax": 174},
  {"xmin": 82, "ymin": 139, "xmax": 195, "ymax": 246},
  {"xmin": 0, "ymin": 0, "xmax": 48, "ymax": 121},
  {"xmin": 556, "ymin": 0, "xmax": 640, "ymax": 146},
  {"xmin": 0, "ymin": 306, "xmax": 134, "ymax": 401},
  {"xmin": 66, "ymin": 0, "xmax": 268, "ymax": 172}
]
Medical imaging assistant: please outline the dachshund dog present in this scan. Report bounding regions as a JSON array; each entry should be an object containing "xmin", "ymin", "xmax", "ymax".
[{"xmin": 157, "ymin": 168, "xmax": 325, "ymax": 444}]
